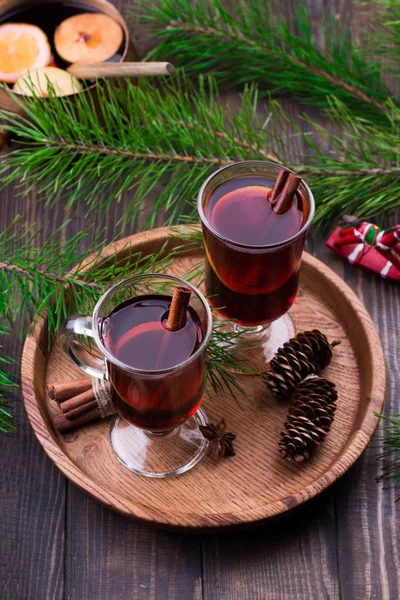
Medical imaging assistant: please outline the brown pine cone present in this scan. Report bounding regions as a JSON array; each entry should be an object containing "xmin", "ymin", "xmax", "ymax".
[
  {"xmin": 267, "ymin": 329, "xmax": 340, "ymax": 399},
  {"xmin": 267, "ymin": 339, "xmax": 315, "ymax": 399},
  {"xmin": 296, "ymin": 330, "xmax": 340, "ymax": 371},
  {"xmin": 279, "ymin": 376, "xmax": 338, "ymax": 463}
]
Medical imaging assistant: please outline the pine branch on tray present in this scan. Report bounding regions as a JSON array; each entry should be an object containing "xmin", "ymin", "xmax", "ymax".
[
  {"xmin": 1, "ymin": 77, "xmax": 400, "ymax": 230},
  {"xmin": 137, "ymin": 0, "xmax": 392, "ymax": 122},
  {"xmin": 0, "ymin": 216, "xmax": 177, "ymax": 334},
  {"xmin": 0, "ymin": 219, "xmax": 254, "ymax": 410}
]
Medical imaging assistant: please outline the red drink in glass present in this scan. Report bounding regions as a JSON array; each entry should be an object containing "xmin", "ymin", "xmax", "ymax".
[
  {"xmin": 101, "ymin": 295, "xmax": 204, "ymax": 432},
  {"xmin": 61, "ymin": 274, "xmax": 212, "ymax": 477},
  {"xmin": 203, "ymin": 174, "xmax": 307, "ymax": 325},
  {"xmin": 198, "ymin": 161, "xmax": 314, "ymax": 366}
]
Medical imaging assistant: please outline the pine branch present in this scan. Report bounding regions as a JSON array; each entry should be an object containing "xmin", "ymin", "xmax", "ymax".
[
  {"xmin": 0, "ymin": 216, "xmax": 177, "ymax": 334},
  {"xmin": 36, "ymin": 138, "xmax": 230, "ymax": 167},
  {"xmin": 283, "ymin": 97, "xmax": 400, "ymax": 225},
  {"xmin": 0, "ymin": 325, "xmax": 17, "ymax": 433},
  {"xmin": 138, "ymin": 0, "xmax": 392, "ymax": 121},
  {"xmin": 375, "ymin": 413, "xmax": 400, "ymax": 501},
  {"xmin": 0, "ymin": 219, "xmax": 257, "ymax": 414},
  {"xmin": 1, "ymin": 77, "xmax": 400, "ymax": 229},
  {"xmin": 0, "ymin": 76, "xmax": 277, "ymax": 231},
  {"xmin": 205, "ymin": 322, "xmax": 257, "ymax": 400}
]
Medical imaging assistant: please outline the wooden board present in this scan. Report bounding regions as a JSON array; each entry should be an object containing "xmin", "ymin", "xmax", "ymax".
[{"xmin": 20, "ymin": 226, "xmax": 386, "ymax": 530}]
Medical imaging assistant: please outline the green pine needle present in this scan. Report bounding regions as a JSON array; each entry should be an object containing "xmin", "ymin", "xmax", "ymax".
[
  {"xmin": 0, "ymin": 77, "xmax": 399, "ymax": 229},
  {"xmin": 205, "ymin": 321, "xmax": 259, "ymax": 401},
  {"xmin": 0, "ymin": 219, "xmax": 259, "ymax": 409},
  {"xmin": 137, "ymin": 0, "xmax": 392, "ymax": 122},
  {"xmin": 0, "ymin": 76, "xmax": 276, "ymax": 231},
  {"xmin": 0, "ymin": 325, "xmax": 17, "ymax": 432},
  {"xmin": 375, "ymin": 413, "xmax": 400, "ymax": 501}
]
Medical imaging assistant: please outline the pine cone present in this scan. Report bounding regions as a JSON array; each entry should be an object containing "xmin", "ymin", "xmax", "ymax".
[
  {"xmin": 279, "ymin": 376, "xmax": 338, "ymax": 463},
  {"xmin": 267, "ymin": 329, "xmax": 339, "ymax": 399},
  {"xmin": 296, "ymin": 330, "xmax": 339, "ymax": 371},
  {"xmin": 267, "ymin": 339, "xmax": 314, "ymax": 399}
]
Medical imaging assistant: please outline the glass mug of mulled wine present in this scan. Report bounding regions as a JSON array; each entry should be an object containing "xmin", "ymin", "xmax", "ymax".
[
  {"xmin": 197, "ymin": 160, "xmax": 314, "ymax": 366},
  {"xmin": 60, "ymin": 274, "xmax": 212, "ymax": 478}
]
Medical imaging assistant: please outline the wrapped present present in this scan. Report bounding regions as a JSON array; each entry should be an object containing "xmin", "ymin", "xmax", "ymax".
[{"xmin": 326, "ymin": 216, "xmax": 400, "ymax": 282}]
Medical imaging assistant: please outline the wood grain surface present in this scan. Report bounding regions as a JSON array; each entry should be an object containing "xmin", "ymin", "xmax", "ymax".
[{"xmin": 0, "ymin": 0, "xmax": 399, "ymax": 599}]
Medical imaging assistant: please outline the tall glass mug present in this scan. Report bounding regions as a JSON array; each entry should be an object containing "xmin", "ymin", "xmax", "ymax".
[
  {"xmin": 61, "ymin": 274, "xmax": 212, "ymax": 478},
  {"xmin": 197, "ymin": 160, "xmax": 314, "ymax": 365}
]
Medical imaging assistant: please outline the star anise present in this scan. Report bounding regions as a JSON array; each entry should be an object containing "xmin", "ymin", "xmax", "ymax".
[{"xmin": 199, "ymin": 419, "xmax": 236, "ymax": 458}]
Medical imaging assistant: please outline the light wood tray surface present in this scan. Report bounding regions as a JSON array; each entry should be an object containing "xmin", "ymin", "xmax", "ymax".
[{"xmin": 21, "ymin": 227, "xmax": 386, "ymax": 530}]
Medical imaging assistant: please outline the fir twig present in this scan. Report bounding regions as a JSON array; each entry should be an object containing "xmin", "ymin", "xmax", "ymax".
[
  {"xmin": 0, "ymin": 76, "xmax": 275, "ymax": 232},
  {"xmin": 0, "ymin": 325, "xmax": 17, "ymax": 433},
  {"xmin": 375, "ymin": 412, "xmax": 400, "ymax": 501},
  {"xmin": 0, "ymin": 219, "xmax": 258, "ymax": 410},
  {"xmin": 1, "ymin": 78, "xmax": 400, "ymax": 228},
  {"xmin": 205, "ymin": 321, "xmax": 258, "ymax": 400},
  {"xmin": 138, "ymin": 0, "xmax": 392, "ymax": 121},
  {"xmin": 282, "ymin": 97, "xmax": 400, "ymax": 225},
  {"xmin": 0, "ymin": 216, "xmax": 177, "ymax": 334}
]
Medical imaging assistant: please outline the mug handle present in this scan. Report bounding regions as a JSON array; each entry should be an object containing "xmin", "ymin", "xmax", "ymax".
[{"xmin": 60, "ymin": 316, "xmax": 105, "ymax": 380}]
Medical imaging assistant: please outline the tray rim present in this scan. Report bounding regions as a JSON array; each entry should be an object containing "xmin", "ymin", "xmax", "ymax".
[{"xmin": 21, "ymin": 226, "xmax": 386, "ymax": 530}]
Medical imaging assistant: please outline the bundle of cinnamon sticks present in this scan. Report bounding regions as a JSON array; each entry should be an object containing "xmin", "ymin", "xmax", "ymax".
[{"xmin": 48, "ymin": 376, "xmax": 114, "ymax": 432}]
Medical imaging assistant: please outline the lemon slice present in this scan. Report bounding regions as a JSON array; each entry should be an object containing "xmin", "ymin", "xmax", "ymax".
[{"xmin": 14, "ymin": 66, "xmax": 82, "ymax": 97}]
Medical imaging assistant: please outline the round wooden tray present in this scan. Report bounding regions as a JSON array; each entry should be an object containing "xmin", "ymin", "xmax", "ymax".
[{"xmin": 21, "ymin": 226, "xmax": 386, "ymax": 530}]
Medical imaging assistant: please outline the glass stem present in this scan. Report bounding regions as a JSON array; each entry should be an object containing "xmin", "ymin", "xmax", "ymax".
[
  {"xmin": 144, "ymin": 428, "xmax": 177, "ymax": 438},
  {"xmin": 233, "ymin": 322, "xmax": 272, "ymax": 341}
]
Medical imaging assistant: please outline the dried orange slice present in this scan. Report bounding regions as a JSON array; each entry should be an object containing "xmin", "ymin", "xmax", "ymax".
[
  {"xmin": 54, "ymin": 13, "xmax": 123, "ymax": 64},
  {"xmin": 0, "ymin": 23, "xmax": 51, "ymax": 83}
]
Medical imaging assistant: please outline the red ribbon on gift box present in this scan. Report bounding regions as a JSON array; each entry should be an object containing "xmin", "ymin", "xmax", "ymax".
[{"xmin": 326, "ymin": 217, "xmax": 400, "ymax": 282}]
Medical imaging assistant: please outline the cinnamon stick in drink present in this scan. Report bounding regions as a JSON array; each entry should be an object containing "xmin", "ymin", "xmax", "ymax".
[
  {"xmin": 167, "ymin": 286, "xmax": 192, "ymax": 331},
  {"xmin": 268, "ymin": 168, "xmax": 289, "ymax": 203},
  {"xmin": 272, "ymin": 172, "xmax": 302, "ymax": 215}
]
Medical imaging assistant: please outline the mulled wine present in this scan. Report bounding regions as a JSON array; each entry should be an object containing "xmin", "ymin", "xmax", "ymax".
[
  {"xmin": 101, "ymin": 295, "xmax": 205, "ymax": 432},
  {"xmin": 202, "ymin": 174, "xmax": 309, "ymax": 325}
]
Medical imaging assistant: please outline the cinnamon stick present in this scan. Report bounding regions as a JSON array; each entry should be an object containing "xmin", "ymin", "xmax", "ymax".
[
  {"xmin": 167, "ymin": 286, "xmax": 192, "ymax": 331},
  {"xmin": 53, "ymin": 407, "xmax": 102, "ymax": 433},
  {"xmin": 272, "ymin": 172, "xmax": 302, "ymax": 215},
  {"xmin": 60, "ymin": 389, "xmax": 95, "ymax": 413},
  {"xmin": 47, "ymin": 377, "xmax": 92, "ymax": 402},
  {"xmin": 268, "ymin": 169, "xmax": 289, "ymax": 203},
  {"xmin": 63, "ymin": 400, "xmax": 99, "ymax": 421}
]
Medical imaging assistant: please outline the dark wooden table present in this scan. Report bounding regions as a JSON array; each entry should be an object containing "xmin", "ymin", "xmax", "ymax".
[{"xmin": 1, "ymin": 1, "xmax": 399, "ymax": 598}]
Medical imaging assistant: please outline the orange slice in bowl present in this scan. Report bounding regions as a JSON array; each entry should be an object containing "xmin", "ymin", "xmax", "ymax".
[
  {"xmin": 54, "ymin": 13, "xmax": 123, "ymax": 64},
  {"xmin": 0, "ymin": 23, "xmax": 51, "ymax": 83}
]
